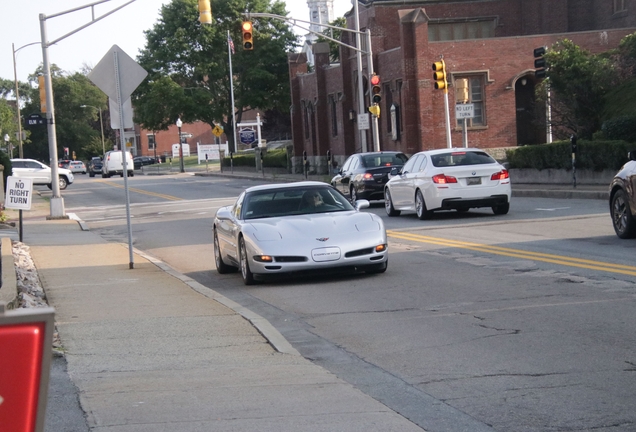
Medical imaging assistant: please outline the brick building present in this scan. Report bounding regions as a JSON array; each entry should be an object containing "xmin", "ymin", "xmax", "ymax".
[{"xmin": 289, "ymin": 0, "xmax": 636, "ymax": 173}]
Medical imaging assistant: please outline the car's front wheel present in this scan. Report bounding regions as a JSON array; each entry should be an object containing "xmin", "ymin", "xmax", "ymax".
[
  {"xmin": 415, "ymin": 190, "xmax": 433, "ymax": 220},
  {"xmin": 239, "ymin": 237, "xmax": 256, "ymax": 285},
  {"xmin": 611, "ymin": 189, "xmax": 636, "ymax": 239},
  {"xmin": 365, "ymin": 260, "xmax": 388, "ymax": 274},
  {"xmin": 58, "ymin": 176, "xmax": 68, "ymax": 190},
  {"xmin": 384, "ymin": 189, "xmax": 400, "ymax": 216},
  {"xmin": 214, "ymin": 229, "xmax": 235, "ymax": 274}
]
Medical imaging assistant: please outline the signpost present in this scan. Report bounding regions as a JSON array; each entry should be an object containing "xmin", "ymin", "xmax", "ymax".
[
  {"xmin": 239, "ymin": 129, "xmax": 256, "ymax": 146},
  {"xmin": 26, "ymin": 114, "xmax": 46, "ymax": 127}
]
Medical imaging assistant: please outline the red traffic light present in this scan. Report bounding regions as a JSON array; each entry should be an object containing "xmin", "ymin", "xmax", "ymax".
[{"xmin": 370, "ymin": 74, "xmax": 380, "ymax": 86}]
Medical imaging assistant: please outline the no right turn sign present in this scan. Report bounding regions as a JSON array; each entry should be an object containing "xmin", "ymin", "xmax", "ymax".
[{"xmin": 5, "ymin": 176, "xmax": 33, "ymax": 210}]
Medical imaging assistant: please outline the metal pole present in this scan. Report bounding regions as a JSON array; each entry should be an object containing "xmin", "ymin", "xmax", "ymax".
[
  {"xmin": 39, "ymin": 14, "xmax": 65, "ymax": 218},
  {"xmin": 98, "ymin": 107, "xmax": 105, "ymax": 157},
  {"xmin": 228, "ymin": 30, "xmax": 238, "ymax": 159},
  {"xmin": 353, "ymin": 0, "xmax": 368, "ymax": 153},
  {"xmin": 366, "ymin": 30, "xmax": 380, "ymax": 152},
  {"xmin": 462, "ymin": 118, "xmax": 468, "ymax": 148},
  {"xmin": 443, "ymin": 91, "xmax": 452, "ymax": 148},
  {"xmin": 178, "ymin": 123, "xmax": 184, "ymax": 173}
]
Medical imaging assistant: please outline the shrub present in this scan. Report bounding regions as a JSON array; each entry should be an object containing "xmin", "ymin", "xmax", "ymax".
[
  {"xmin": 601, "ymin": 116, "xmax": 636, "ymax": 142},
  {"xmin": 505, "ymin": 140, "xmax": 634, "ymax": 171},
  {"xmin": 0, "ymin": 152, "xmax": 12, "ymax": 191}
]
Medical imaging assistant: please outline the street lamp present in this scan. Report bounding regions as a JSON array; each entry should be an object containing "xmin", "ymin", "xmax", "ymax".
[
  {"xmin": 176, "ymin": 118, "xmax": 184, "ymax": 173},
  {"xmin": 80, "ymin": 105, "xmax": 105, "ymax": 158},
  {"xmin": 13, "ymin": 41, "xmax": 39, "ymax": 159}
]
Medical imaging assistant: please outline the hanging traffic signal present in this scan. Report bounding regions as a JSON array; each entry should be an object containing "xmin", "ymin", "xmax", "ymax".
[
  {"xmin": 242, "ymin": 21, "xmax": 254, "ymax": 50},
  {"xmin": 432, "ymin": 60, "xmax": 448, "ymax": 91},
  {"xmin": 198, "ymin": 0, "xmax": 212, "ymax": 24},
  {"xmin": 534, "ymin": 46, "xmax": 547, "ymax": 79},
  {"xmin": 370, "ymin": 74, "xmax": 381, "ymax": 104}
]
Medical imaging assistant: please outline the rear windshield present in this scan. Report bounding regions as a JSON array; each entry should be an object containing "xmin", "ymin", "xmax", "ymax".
[
  {"xmin": 362, "ymin": 153, "xmax": 408, "ymax": 168},
  {"xmin": 431, "ymin": 151, "xmax": 496, "ymax": 167}
]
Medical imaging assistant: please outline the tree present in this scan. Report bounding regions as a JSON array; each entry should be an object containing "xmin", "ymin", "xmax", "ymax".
[
  {"xmin": 133, "ymin": 0, "xmax": 298, "ymax": 151},
  {"xmin": 21, "ymin": 70, "xmax": 108, "ymax": 161},
  {"xmin": 539, "ymin": 39, "xmax": 620, "ymax": 140},
  {"xmin": 316, "ymin": 17, "xmax": 346, "ymax": 63}
]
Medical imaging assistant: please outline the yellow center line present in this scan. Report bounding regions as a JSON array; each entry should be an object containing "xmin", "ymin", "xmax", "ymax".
[
  {"xmin": 387, "ymin": 230, "xmax": 636, "ymax": 277},
  {"xmin": 96, "ymin": 180, "xmax": 182, "ymax": 201}
]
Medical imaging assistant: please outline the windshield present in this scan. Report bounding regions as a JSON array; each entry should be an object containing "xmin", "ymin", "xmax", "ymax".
[
  {"xmin": 242, "ymin": 186, "xmax": 354, "ymax": 220},
  {"xmin": 362, "ymin": 153, "xmax": 408, "ymax": 167}
]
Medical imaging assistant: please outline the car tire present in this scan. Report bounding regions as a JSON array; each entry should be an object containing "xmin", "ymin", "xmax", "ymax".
[
  {"xmin": 239, "ymin": 237, "xmax": 256, "ymax": 285},
  {"xmin": 89, "ymin": 171, "xmax": 95, "ymax": 178},
  {"xmin": 350, "ymin": 186, "xmax": 358, "ymax": 203},
  {"xmin": 492, "ymin": 202, "xmax": 510, "ymax": 215},
  {"xmin": 365, "ymin": 260, "xmax": 388, "ymax": 274},
  {"xmin": 129, "ymin": 171, "xmax": 134, "ymax": 177},
  {"xmin": 415, "ymin": 190, "xmax": 433, "ymax": 220},
  {"xmin": 384, "ymin": 189, "xmax": 401, "ymax": 217},
  {"xmin": 611, "ymin": 189, "xmax": 636, "ymax": 239},
  {"xmin": 47, "ymin": 184, "xmax": 52, "ymax": 190},
  {"xmin": 214, "ymin": 229, "xmax": 236, "ymax": 274},
  {"xmin": 59, "ymin": 176, "xmax": 68, "ymax": 190}
]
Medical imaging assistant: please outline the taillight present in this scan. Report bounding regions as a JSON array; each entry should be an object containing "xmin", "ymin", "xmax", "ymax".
[
  {"xmin": 363, "ymin": 173, "xmax": 373, "ymax": 180},
  {"xmin": 432, "ymin": 174, "xmax": 457, "ymax": 184},
  {"xmin": 491, "ymin": 169, "xmax": 509, "ymax": 181}
]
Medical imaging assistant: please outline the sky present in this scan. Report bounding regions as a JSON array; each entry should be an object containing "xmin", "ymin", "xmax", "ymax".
[{"xmin": 1, "ymin": 0, "xmax": 352, "ymax": 85}]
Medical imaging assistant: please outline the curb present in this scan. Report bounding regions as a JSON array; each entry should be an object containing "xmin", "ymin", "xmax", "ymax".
[{"xmin": 132, "ymin": 246, "xmax": 301, "ymax": 357}]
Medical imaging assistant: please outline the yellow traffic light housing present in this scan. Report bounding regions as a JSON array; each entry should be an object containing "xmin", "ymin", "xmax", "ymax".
[
  {"xmin": 432, "ymin": 60, "xmax": 448, "ymax": 92},
  {"xmin": 370, "ymin": 74, "xmax": 381, "ymax": 104},
  {"xmin": 369, "ymin": 105, "xmax": 381, "ymax": 118},
  {"xmin": 455, "ymin": 78, "xmax": 469, "ymax": 103},
  {"xmin": 242, "ymin": 21, "xmax": 254, "ymax": 50},
  {"xmin": 198, "ymin": 0, "xmax": 212, "ymax": 24}
]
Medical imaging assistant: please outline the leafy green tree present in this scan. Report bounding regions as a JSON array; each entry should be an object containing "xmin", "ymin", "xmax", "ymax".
[
  {"xmin": 540, "ymin": 39, "xmax": 620, "ymax": 140},
  {"xmin": 21, "ymin": 70, "xmax": 108, "ymax": 161},
  {"xmin": 0, "ymin": 99, "xmax": 17, "ymax": 153},
  {"xmin": 316, "ymin": 17, "xmax": 346, "ymax": 63},
  {"xmin": 133, "ymin": 0, "xmax": 298, "ymax": 151}
]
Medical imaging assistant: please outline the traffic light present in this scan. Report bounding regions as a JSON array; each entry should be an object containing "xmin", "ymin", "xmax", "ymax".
[
  {"xmin": 432, "ymin": 60, "xmax": 448, "ymax": 91},
  {"xmin": 242, "ymin": 21, "xmax": 254, "ymax": 50},
  {"xmin": 72, "ymin": 151, "xmax": 76, "ymax": 160},
  {"xmin": 368, "ymin": 105, "xmax": 381, "ymax": 118},
  {"xmin": 198, "ymin": 0, "xmax": 212, "ymax": 24},
  {"xmin": 455, "ymin": 78, "xmax": 469, "ymax": 104},
  {"xmin": 534, "ymin": 46, "xmax": 547, "ymax": 79},
  {"xmin": 370, "ymin": 74, "xmax": 381, "ymax": 104}
]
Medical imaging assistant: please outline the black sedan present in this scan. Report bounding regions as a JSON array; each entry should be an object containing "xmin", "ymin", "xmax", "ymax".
[
  {"xmin": 609, "ymin": 150, "xmax": 636, "ymax": 238},
  {"xmin": 134, "ymin": 156, "xmax": 157, "ymax": 170},
  {"xmin": 331, "ymin": 151, "xmax": 409, "ymax": 202}
]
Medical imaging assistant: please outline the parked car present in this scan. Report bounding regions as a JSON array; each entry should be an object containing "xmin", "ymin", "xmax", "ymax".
[
  {"xmin": 331, "ymin": 151, "xmax": 409, "ymax": 202},
  {"xmin": 213, "ymin": 182, "xmax": 388, "ymax": 285},
  {"xmin": 11, "ymin": 158, "xmax": 74, "ymax": 190},
  {"xmin": 88, "ymin": 158, "xmax": 103, "ymax": 177},
  {"xmin": 102, "ymin": 151, "xmax": 134, "ymax": 178},
  {"xmin": 68, "ymin": 161, "xmax": 87, "ymax": 174},
  {"xmin": 609, "ymin": 150, "xmax": 636, "ymax": 239},
  {"xmin": 133, "ymin": 156, "xmax": 157, "ymax": 170},
  {"xmin": 384, "ymin": 148, "xmax": 511, "ymax": 219}
]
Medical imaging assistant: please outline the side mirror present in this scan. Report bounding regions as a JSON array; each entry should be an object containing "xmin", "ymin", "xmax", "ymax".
[
  {"xmin": 215, "ymin": 207, "xmax": 231, "ymax": 220},
  {"xmin": 390, "ymin": 167, "xmax": 399, "ymax": 176},
  {"xmin": 355, "ymin": 199, "xmax": 370, "ymax": 210}
]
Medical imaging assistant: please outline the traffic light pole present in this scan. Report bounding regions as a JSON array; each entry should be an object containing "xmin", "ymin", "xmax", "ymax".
[
  {"xmin": 247, "ymin": 9, "xmax": 379, "ymax": 153},
  {"xmin": 38, "ymin": 0, "xmax": 138, "ymax": 218}
]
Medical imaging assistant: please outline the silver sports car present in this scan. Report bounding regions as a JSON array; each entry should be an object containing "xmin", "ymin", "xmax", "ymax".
[{"xmin": 213, "ymin": 182, "xmax": 388, "ymax": 285}]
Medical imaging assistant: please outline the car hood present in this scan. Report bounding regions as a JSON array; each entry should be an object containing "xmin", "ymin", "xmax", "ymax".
[
  {"xmin": 58, "ymin": 167, "xmax": 73, "ymax": 175},
  {"xmin": 245, "ymin": 211, "xmax": 383, "ymax": 242}
]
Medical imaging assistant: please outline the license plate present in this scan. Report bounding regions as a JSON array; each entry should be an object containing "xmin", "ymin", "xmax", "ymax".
[{"xmin": 467, "ymin": 177, "xmax": 481, "ymax": 185}]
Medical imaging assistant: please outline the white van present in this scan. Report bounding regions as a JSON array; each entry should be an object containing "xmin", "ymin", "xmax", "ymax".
[{"xmin": 102, "ymin": 151, "xmax": 134, "ymax": 178}]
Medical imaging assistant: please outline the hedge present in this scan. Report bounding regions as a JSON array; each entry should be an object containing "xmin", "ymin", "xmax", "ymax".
[{"xmin": 505, "ymin": 140, "xmax": 635, "ymax": 171}]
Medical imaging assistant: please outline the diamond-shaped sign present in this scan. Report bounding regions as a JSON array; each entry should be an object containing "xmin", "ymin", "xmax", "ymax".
[{"xmin": 88, "ymin": 45, "xmax": 147, "ymax": 102}]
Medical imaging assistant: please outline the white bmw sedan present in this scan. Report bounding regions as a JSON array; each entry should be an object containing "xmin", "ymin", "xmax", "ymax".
[
  {"xmin": 213, "ymin": 182, "xmax": 388, "ymax": 285},
  {"xmin": 384, "ymin": 148, "xmax": 511, "ymax": 219}
]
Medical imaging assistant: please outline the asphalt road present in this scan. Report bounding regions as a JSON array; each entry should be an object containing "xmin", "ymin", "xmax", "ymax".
[{"xmin": 53, "ymin": 175, "xmax": 636, "ymax": 431}]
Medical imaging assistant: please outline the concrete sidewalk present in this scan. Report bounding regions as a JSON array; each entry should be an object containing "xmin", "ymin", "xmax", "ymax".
[{"xmin": 20, "ymin": 214, "xmax": 423, "ymax": 431}]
